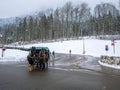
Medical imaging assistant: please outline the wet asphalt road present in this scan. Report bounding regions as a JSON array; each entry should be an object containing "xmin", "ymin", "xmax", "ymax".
[{"xmin": 0, "ymin": 54, "xmax": 120, "ymax": 90}]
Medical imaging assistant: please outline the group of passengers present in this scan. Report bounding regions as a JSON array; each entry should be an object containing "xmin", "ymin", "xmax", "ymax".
[{"xmin": 27, "ymin": 47, "xmax": 48, "ymax": 71}]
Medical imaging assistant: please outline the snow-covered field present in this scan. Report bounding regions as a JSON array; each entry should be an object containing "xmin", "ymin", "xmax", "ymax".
[
  {"xmin": 23, "ymin": 39, "xmax": 120, "ymax": 57},
  {"xmin": 0, "ymin": 39, "xmax": 120, "ymax": 70}
]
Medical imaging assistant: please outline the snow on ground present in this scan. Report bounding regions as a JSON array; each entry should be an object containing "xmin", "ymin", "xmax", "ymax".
[
  {"xmin": 0, "ymin": 49, "xmax": 28, "ymax": 62},
  {"xmin": 0, "ymin": 39, "xmax": 120, "ymax": 70},
  {"xmin": 23, "ymin": 39, "xmax": 120, "ymax": 57},
  {"xmin": 98, "ymin": 60, "xmax": 120, "ymax": 70}
]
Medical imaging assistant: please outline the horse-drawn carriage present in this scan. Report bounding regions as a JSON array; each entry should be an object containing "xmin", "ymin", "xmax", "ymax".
[{"xmin": 27, "ymin": 46, "xmax": 50, "ymax": 71}]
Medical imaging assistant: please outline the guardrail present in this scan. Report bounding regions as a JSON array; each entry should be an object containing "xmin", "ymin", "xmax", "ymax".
[{"xmin": 0, "ymin": 46, "xmax": 30, "ymax": 51}]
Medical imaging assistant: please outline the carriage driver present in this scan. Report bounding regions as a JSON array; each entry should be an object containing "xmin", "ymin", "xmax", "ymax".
[{"xmin": 27, "ymin": 47, "xmax": 36, "ymax": 66}]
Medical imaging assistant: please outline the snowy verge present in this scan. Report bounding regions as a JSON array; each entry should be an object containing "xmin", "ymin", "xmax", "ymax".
[
  {"xmin": 98, "ymin": 56, "xmax": 120, "ymax": 74},
  {"xmin": 98, "ymin": 60, "xmax": 120, "ymax": 70},
  {"xmin": 98, "ymin": 60, "xmax": 120, "ymax": 75},
  {"xmin": 99, "ymin": 55, "xmax": 120, "ymax": 69},
  {"xmin": 0, "ymin": 49, "xmax": 28, "ymax": 62}
]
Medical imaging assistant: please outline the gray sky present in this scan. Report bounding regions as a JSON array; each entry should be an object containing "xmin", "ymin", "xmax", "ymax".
[{"xmin": 0, "ymin": 0, "xmax": 119, "ymax": 18}]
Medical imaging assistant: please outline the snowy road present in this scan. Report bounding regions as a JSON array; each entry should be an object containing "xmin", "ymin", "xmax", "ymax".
[
  {"xmin": 49, "ymin": 53, "xmax": 102, "ymax": 73},
  {"xmin": 80, "ymin": 55, "xmax": 102, "ymax": 72},
  {"xmin": 0, "ymin": 52, "xmax": 102, "ymax": 73}
]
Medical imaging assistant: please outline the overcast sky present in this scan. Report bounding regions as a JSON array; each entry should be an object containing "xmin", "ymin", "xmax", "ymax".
[{"xmin": 0, "ymin": 0, "xmax": 119, "ymax": 18}]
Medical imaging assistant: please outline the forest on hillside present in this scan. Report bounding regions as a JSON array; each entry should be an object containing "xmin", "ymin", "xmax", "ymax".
[{"xmin": 0, "ymin": 1, "xmax": 120, "ymax": 44}]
